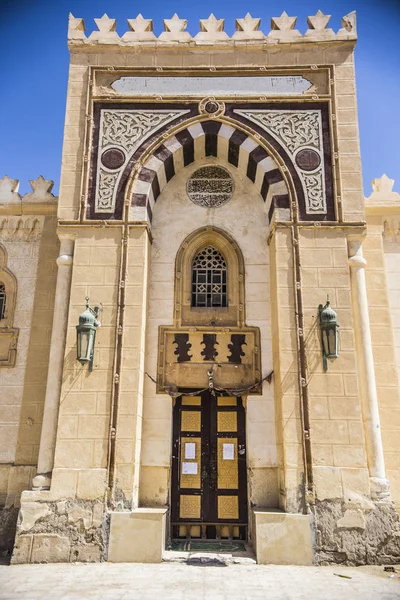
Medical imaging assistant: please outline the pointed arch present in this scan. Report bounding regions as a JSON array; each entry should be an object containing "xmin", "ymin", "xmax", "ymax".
[
  {"xmin": 174, "ymin": 226, "xmax": 246, "ymax": 328},
  {"xmin": 128, "ymin": 120, "xmax": 290, "ymax": 226}
]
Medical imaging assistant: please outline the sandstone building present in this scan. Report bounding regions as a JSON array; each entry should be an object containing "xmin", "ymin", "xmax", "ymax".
[{"xmin": 1, "ymin": 10, "xmax": 400, "ymax": 565}]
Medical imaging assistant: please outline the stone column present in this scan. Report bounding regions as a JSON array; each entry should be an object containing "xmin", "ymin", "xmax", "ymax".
[
  {"xmin": 32, "ymin": 231, "xmax": 75, "ymax": 489},
  {"xmin": 348, "ymin": 238, "xmax": 389, "ymax": 499}
]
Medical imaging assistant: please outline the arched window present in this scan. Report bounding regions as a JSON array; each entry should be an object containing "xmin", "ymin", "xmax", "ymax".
[
  {"xmin": 0, "ymin": 283, "xmax": 5, "ymax": 320},
  {"xmin": 191, "ymin": 246, "xmax": 227, "ymax": 308}
]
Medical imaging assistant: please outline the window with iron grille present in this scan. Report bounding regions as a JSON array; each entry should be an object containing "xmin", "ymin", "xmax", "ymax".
[
  {"xmin": 0, "ymin": 283, "xmax": 6, "ymax": 320},
  {"xmin": 191, "ymin": 246, "xmax": 227, "ymax": 308}
]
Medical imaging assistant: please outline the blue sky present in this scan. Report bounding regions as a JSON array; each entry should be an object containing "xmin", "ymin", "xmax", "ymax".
[{"xmin": 0, "ymin": 0, "xmax": 399, "ymax": 195}]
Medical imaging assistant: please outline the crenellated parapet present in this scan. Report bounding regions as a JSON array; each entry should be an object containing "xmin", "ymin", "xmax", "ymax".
[
  {"xmin": 0, "ymin": 175, "xmax": 58, "ymax": 217},
  {"xmin": 68, "ymin": 10, "xmax": 357, "ymax": 47}
]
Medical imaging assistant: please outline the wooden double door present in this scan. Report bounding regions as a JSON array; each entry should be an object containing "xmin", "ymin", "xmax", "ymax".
[{"xmin": 171, "ymin": 390, "xmax": 247, "ymax": 540}]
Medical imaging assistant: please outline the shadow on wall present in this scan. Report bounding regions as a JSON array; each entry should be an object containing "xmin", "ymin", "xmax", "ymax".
[{"xmin": 274, "ymin": 313, "xmax": 321, "ymax": 513}]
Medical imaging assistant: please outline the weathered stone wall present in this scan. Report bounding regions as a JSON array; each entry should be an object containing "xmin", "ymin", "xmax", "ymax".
[
  {"xmin": 312, "ymin": 498, "xmax": 400, "ymax": 565},
  {"xmin": 12, "ymin": 494, "xmax": 108, "ymax": 564}
]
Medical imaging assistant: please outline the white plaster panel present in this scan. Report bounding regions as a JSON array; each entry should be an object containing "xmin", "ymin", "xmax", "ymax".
[
  {"xmin": 219, "ymin": 124, "xmax": 235, "ymax": 140},
  {"xmin": 258, "ymin": 157, "xmax": 276, "ymax": 174},
  {"xmin": 270, "ymin": 181, "xmax": 289, "ymax": 196},
  {"xmin": 187, "ymin": 123, "xmax": 205, "ymax": 140},
  {"xmin": 111, "ymin": 75, "xmax": 312, "ymax": 96},
  {"xmin": 142, "ymin": 156, "xmax": 276, "ymax": 474},
  {"xmin": 241, "ymin": 138, "xmax": 258, "ymax": 154},
  {"xmin": 129, "ymin": 206, "xmax": 147, "ymax": 221},
  {"xmin": 133, "ymin": 180, "xmax": 152, "ymax": 196},
  {"xmin": 148, "ymin": 188, "xmax": 155, "ymax": 211}
]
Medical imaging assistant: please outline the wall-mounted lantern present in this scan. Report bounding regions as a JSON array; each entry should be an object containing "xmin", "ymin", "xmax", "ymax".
[
  {"xmin": 318, "ymin": 297, "xmax": 339, "ymax": 372},
  {"xmin": 76, "ymin": 297, "xmax": 101, "ymax": 372}
]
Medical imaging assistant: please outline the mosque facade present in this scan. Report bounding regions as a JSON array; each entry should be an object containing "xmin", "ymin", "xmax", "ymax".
[{"xmin": 1, "ymin": 10, "xmax": 400, "ymax": 565}]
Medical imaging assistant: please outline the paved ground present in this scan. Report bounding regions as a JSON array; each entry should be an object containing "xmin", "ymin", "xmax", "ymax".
[{"xmin": 0, "ymin": 562, "xmax": 399, "ymax": 600}]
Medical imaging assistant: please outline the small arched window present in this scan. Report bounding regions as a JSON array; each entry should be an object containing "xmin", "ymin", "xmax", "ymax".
[
  {"xmin": 0, "ymin": 283, "xmax": 6, "ymax": 320},
  {"xmin": 191, "ymin": 246, "xmax": 227, "ymax": 308}
]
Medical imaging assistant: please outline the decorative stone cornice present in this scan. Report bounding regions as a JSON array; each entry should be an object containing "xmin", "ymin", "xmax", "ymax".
[
  {"xmin": 233, "ymin": 13, "xmax": 263, "ymax": 40},
  {"xmin": 0, "ymin": 176, "xmax": 20, "ymax": 206},
  {"xmin": 337, "ymin": 11, "xmax": 357, "ymax": 38},
  {"xmin": 365, "ymin": 175, "xmax": 400, "ymax": 241},
  {"xmin": 268, "ymin": 11, "xmax": 301, "ymax": 40},
  {"xmin": 0, "ymin": 216, "xmax": 44, "ymax": 241},
  {"xmin": 159, "ymin": 14, "xmax": 191, "ymax": 42},
  {"xmin": 365, "ymin": 174, "xmax": 400, "ymax": 215},
  {"xmin": 67, "ymin": 11, "xmax": 357, "ymax": 47},
  {"xmin": 122, "ymin": 14, "xmax": 156, "ymax": 43},
  {"xmin": 0, "ymin": 176, "xmax": 58, "ymax": 216},
  {"xmin": 305, "ymin": 10, "xmax": 335, "ymax": 39},
  {"xmin": 195, "ymin": 14, "xmax": 229, "ymax": 42}
]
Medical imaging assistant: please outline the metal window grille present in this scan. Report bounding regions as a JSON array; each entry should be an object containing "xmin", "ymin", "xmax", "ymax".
[
  {"xmin": 191, "ymin": 246, "xmax": 227, "ymax": 308},
  {"xmin": 0, "ymin": 284, "xmax": 6, "ymax": 320}
]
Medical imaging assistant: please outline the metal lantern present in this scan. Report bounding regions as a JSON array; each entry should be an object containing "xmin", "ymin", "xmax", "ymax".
[
  {"xmin": 76, "ymin": 297, "xmax": 100, "ymax": 372},
  {"xmin": 318, "ymin": 297, "xmax": 339, "ymax": 371}
]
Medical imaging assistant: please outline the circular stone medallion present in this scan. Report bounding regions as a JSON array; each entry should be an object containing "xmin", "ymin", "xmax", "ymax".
[
  {"xmin": 187, "ymin": 166, "xmax": 234, "ymax": 208},
  {"xmin": 205, "ymin": 101, "xmax": 219, "ymax": 114},
  {"xmin": 101, "ymin": 148, "xmax": 126, "ymax": 170},
  {"xmin": 295, "ymin": 148, "xmax": 321, "ymax": 172}
]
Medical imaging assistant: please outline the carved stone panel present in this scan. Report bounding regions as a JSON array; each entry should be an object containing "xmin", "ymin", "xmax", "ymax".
[
  {"xmin": 234, "ymin": 108, "xmax": 327, "ymax": 215},
  {"xmin": 94, "ymin": 108, "xmax": 190, "ymax": 213},
  {"xmin": 158, "ymin": 326, "xmax": 261, "ymax": 394}
]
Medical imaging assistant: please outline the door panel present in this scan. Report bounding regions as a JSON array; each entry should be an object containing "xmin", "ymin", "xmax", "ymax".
[{"xmin": 171, "ymin": 390, "xmax": 247, "ymax": 540}]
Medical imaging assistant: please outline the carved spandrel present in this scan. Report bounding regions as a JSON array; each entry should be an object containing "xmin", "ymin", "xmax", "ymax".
[
  {"xmin": 173, "ymin": 333, "xmax": 192, "ymax": 362},
  {"xmin": 227, "ymin": 334, "xmax": 247, "ymax": 364},
  {"xmin": 201, "ymin": 334, "xmax": 219, "ymax": 361},
  {"xmin": 234, "ymin": 108, "xmax": 326, "ymax": 215}
]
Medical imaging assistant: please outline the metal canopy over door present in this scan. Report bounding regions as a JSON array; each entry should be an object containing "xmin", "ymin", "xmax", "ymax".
[{"xmin": 171, "ymin": 390, "xmax": 247, "ymax": 540}]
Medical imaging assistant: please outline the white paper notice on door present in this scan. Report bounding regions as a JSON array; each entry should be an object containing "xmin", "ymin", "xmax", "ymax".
[
  {"xmin": 182, "ymin": 462, "xmax": 198, "ymax": 475},
  {"xmin": 223, "ymin": 443, "xmax": 235, "ymax": 460},
  {"xmin": 185, "ymin": 442, "xmax": 196, "ymax": 459}
]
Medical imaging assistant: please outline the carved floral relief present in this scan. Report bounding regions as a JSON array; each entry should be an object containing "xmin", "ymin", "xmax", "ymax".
[
  {"xmin": 95, "ymin": 109, "xmax": 190, "ymax": 212},
  {"xmin": 234, "ymin": 109, "xmax": 327, "ymax": 214}
]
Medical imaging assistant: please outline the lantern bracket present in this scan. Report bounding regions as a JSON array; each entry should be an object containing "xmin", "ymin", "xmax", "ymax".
[
  {"xmin": 318, "ymin": 296, "xmax": 339, "ymax": 372},
  {"xmin": 76, "ymin": 297, "xmax": 101, "ymax": 372}
]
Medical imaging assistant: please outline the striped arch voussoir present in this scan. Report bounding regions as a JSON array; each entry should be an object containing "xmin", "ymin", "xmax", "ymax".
[{"xmin": 130, "ymin": 120, "xmax": 290, "ymax": 225}]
